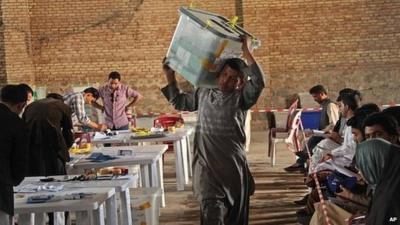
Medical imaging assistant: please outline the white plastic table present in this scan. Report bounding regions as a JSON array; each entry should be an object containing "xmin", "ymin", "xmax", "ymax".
[
  {"xmin": 91, "ymin": 127, "xmax": 193, "ymax": 191},
  {"xmin": 18, "ymin": 174, "xmax": 138, "ymax": 225},
  {"xmin": 15, "ymin": 187, "xmax": 115, "ymax": 225},
  {"xmin": 68, "ymin": 145, "xmax": 167, "ymax": 207}
]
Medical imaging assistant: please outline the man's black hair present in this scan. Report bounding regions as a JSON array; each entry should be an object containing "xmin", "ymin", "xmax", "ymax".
[
  {"xmin": 309, "ymin": 85, "xmax": 327, "ymax": 95},
  {"xmin": 1, "ymin": 84, "xmax": 28, "ymax": 104},
  {"xmin": 347, "ymin": 103, "xmax": 381, "ymax": 135},
  {"xmin": 356, "ymin": 103, "xmax": 380, "ymax": 115},
  {"xmin": 363, "ymin": 112, "xmax": 399, "ymax": 137},
  {"xmin": 341, "ymin": 93, "xmax": 359, "ymax": 111},
  {"xmin": 108, "ymin": 71, "xmax": 121, "ymax": 81},
  {"xmin": 219, "ymin": 58, "xmax": 246, "ymax": 79},
  {"xmin": 338, "ymin": 88, "xmax": 354, "ymax": 96},
  {"xmin": 46, "ymin": 93, "xmax": 64, "ymax": 101},
  {"xmin": 83, "ymin": 87, "xmax": 100, "ymax": 100},
  {"xmin": 347, "ymin": 114, "xmax": 368, "ymax": 133},
  {"xmin": 382, "ymin": 106, "xmax": 400, "ymax": 127},
  {"xmin": 336, "ymin": 88, "xmax": 362, "ymax": 103},
  {"xmin": 19, "ymin": 83, "xmax": 33, "ymax": 94}
]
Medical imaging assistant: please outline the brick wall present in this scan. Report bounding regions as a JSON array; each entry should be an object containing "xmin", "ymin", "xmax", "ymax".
[
  {"xmin": 0, "ymin": 5, "xmax": 6, "ymax": 85},
  {"xmin": 1, "ymin": 0, "xmax": 400, "ymax": 114},
  {"xmin": 1, "ymin": 0, "xmax": 35, "ymax": 85},
  {"xmin": 27, "ymin": 0, "xmax": 239, "ymax": 113},
  {"xmin": 243, "ymin": 0, "xmax": 400, "ymax": 108}
]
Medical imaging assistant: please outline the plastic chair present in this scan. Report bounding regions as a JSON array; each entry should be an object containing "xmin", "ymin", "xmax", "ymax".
[
  {"xmin": 153, "ymin": 115, "xmax": 184, "ymax": 151},
  {"xmin": 153, "ymin": 115, "xmax": 184, "ymax": 129},
  {"xmin": 270, "ymin": 109, "xmax": 302, "ymax": 166},
  {"xmin": 285, "ymin": 118, "xmax": 303, "ymax": 154},
  {"xmin": 267, "ymin": 99, "xmax": 299, "ymax": 157},
  {"xmin": 73, "ymin": 132, "xmax": 91, "ymax": 146}
]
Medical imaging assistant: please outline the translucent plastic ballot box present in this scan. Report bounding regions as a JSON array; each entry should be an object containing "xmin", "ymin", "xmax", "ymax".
[
  {"xmin": 130, "ymin": 187, "xmax": 161, "ymax": 225},
  {"xmin": 166, "ymin": 7, "xmax": 260, "ymax": 88}
]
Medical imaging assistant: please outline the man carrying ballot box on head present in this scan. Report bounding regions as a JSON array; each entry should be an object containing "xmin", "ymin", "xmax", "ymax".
[{"xmin": 161, "ymin": 35, "xmax": 265, "ymax": 225}]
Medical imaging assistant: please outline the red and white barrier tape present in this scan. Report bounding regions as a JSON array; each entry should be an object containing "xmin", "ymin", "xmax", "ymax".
[
  {"xmin": 134, "ymin": 103, "xmax": 400, "ymax": 117},
  {"xmin": 134, "ymin": 108, "xmax": 322, "ymax": 117},
  {"xmin": 299, "ymin": 119, "xmax": 333, "ymax": 225}
]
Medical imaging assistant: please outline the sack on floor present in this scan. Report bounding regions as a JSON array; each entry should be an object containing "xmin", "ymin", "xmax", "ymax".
[{"xmin": 310, "ymin": 202, "xmax": 352, "ymax": 225}]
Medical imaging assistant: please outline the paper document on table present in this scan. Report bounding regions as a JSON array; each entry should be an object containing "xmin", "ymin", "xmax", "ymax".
[
  {"xmin": 312, "ymin": 130, "xmax": 326, "ymax": 137},
  {"xmin": 93, "ymin": 132, "xmax": 108, "ymax": 140},
  {"xmin": 15, "ymin": 183, "xmax": 64, "ymax": 193},
  {"xmin": 325, "ymin": 160, "xmax": 358, "ymax": 177},
  {"xmin": 316, "ymin": 139, "xmax": 341, "ymax": 151},
  {"xmin": 15, "ymin": 184, "xmax": 40, "ymax": 193}
]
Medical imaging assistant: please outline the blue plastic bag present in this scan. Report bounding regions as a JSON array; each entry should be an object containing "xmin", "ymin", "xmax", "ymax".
[{"xmin": 326, "ymin": 170, "xmax": 357, "ymax": 193}]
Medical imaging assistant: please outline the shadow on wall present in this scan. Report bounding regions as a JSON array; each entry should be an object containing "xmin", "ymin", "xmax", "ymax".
[{"xmin": 34, "ymin": 0, "xmax": 144, "ymax": 47}]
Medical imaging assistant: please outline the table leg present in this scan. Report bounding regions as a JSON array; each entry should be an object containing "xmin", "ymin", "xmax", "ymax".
[
  {"xmin": 119, "ymin": 190, "xmax": 132, "ymax": 225},
  {"xmin": 173, "ymin": 140, "xmax": 185, "ymax": 191},
  {"xmin": 75, "ymin": 211, "xmax": 90, "ymax": 225},
  {"xmin": 180, "ymin": 138, "xmax": 189, "ymax": 185},
  {"xmin": 186, "ymin": 135, "xmax": 193, "ymax": 177},
  {"xmin": 66, "ymin": 214, "xmax": 72, "ymax": 225},
  {"xmin": 140, "ymin": 165, "xmax": 151, "ymax": 187},
  {"xmin": 105, "ymin": 194, "xmax": 118, "ymax": 225},
  {"xmin": 18, "ymin": 213, "xmax": 34, "ymax": 225},
  {"xmin": 92, "ymin": 205, "xmax": 105, "ymax": 225},
  {"xmin": 54, "ymin": 212, "xmax": 65, "ymax": 225},
  {"xmin": 148, "ymin": 163, "xmax": 158, "ymax": 188},
  {"xmin": 34, "ymin": 213, "xmax": 46, "ymax": 225},
  {"xmin": 157, "ymin": 158, "xmax": 166, "ymax": 207}
]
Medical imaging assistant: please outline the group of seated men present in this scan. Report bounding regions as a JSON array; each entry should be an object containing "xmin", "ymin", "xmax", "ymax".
[{"xmin": 283, "ymin": 85, "xmax": 400, "ymax": 225}]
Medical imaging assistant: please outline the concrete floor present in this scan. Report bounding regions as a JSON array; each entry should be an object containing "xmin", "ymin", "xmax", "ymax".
[{"xmin": 158, "ymin": 131, "xmax": 308, "ymax": 225}]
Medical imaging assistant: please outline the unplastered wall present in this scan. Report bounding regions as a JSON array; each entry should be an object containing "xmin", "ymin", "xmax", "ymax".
[
  {"xmin": 243, "ymin": 0, "xmax": 400, "ymax": 108},
  {"xmin": 1, "ymin": 0, "xmax": 399, "ymax": 114},
  {"xmin": 1, "ymin": 0, "xmax": 35, "ymax": 85},
  {"xmin": 29, "ymin": 0, "xmax": 239, "ymax": 113}
]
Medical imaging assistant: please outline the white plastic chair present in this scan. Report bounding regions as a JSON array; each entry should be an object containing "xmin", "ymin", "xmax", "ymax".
[
  {"xmin": 267, "ymin": 99, "xmax": 299, "ymax": 157},
  {"xmin": 270, "ymin": 109, "xmax": 302, "ymax": 166}
]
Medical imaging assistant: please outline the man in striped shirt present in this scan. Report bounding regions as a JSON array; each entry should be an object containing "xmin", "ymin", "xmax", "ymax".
[{"xmin": 63, "ymin": 87, "xmax": 107, "ymax": 131}]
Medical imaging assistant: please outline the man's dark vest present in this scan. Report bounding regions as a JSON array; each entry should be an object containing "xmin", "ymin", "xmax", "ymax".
[{"xmin": 319, "ymin": 98, "xmax": 334, "ymax": 130}]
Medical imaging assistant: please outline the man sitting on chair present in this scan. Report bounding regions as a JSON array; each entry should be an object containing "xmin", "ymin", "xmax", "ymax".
[{"xmin": 285, "ymin": 85, "xmax": 339, "ymax": 172}]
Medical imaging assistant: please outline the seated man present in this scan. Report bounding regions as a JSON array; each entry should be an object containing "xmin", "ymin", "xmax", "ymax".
[
  {"xmin": 311, "ymin": 137, "xmax": 400, "ymax": 225},
  {"xmin": 324, "ymin": 89, "xmax": 362, "ymax": 144},
  {"xmin": 310, "ymin": 93, "xmax": 359, "ymax": 173},
  {"xmin": 354, "ymin": 139, "xmax": 400, "ymax": 225},
  {"xmin": 382, "ymin": 106, "xmax": 400, "ymax": 131},
  {"xmin": 285, "ymin": 87, "xmax": 354, "ymax": 172},
  {"xmin": 296, "ymin": 104, "xmax": 379, "ymax": 223},
  {"xmin": 363, "ymin": 111, "xmax": 399, "ymax": 144}
]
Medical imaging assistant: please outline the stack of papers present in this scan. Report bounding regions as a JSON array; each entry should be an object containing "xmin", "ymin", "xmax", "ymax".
[
  {"xmin": 312, "ymin": 130, "xmax": 326, "ymax": 137},
  {"xmin": 325, "ymin": 160, "xmax": 358, "ymax": 177},
  {"xmin": 93, "ymin": 132, "xmax": 109, "ymax": 140},
  {"xmin": 15, "ymin": 183, "xmax": 64, "ymax": 193}
]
